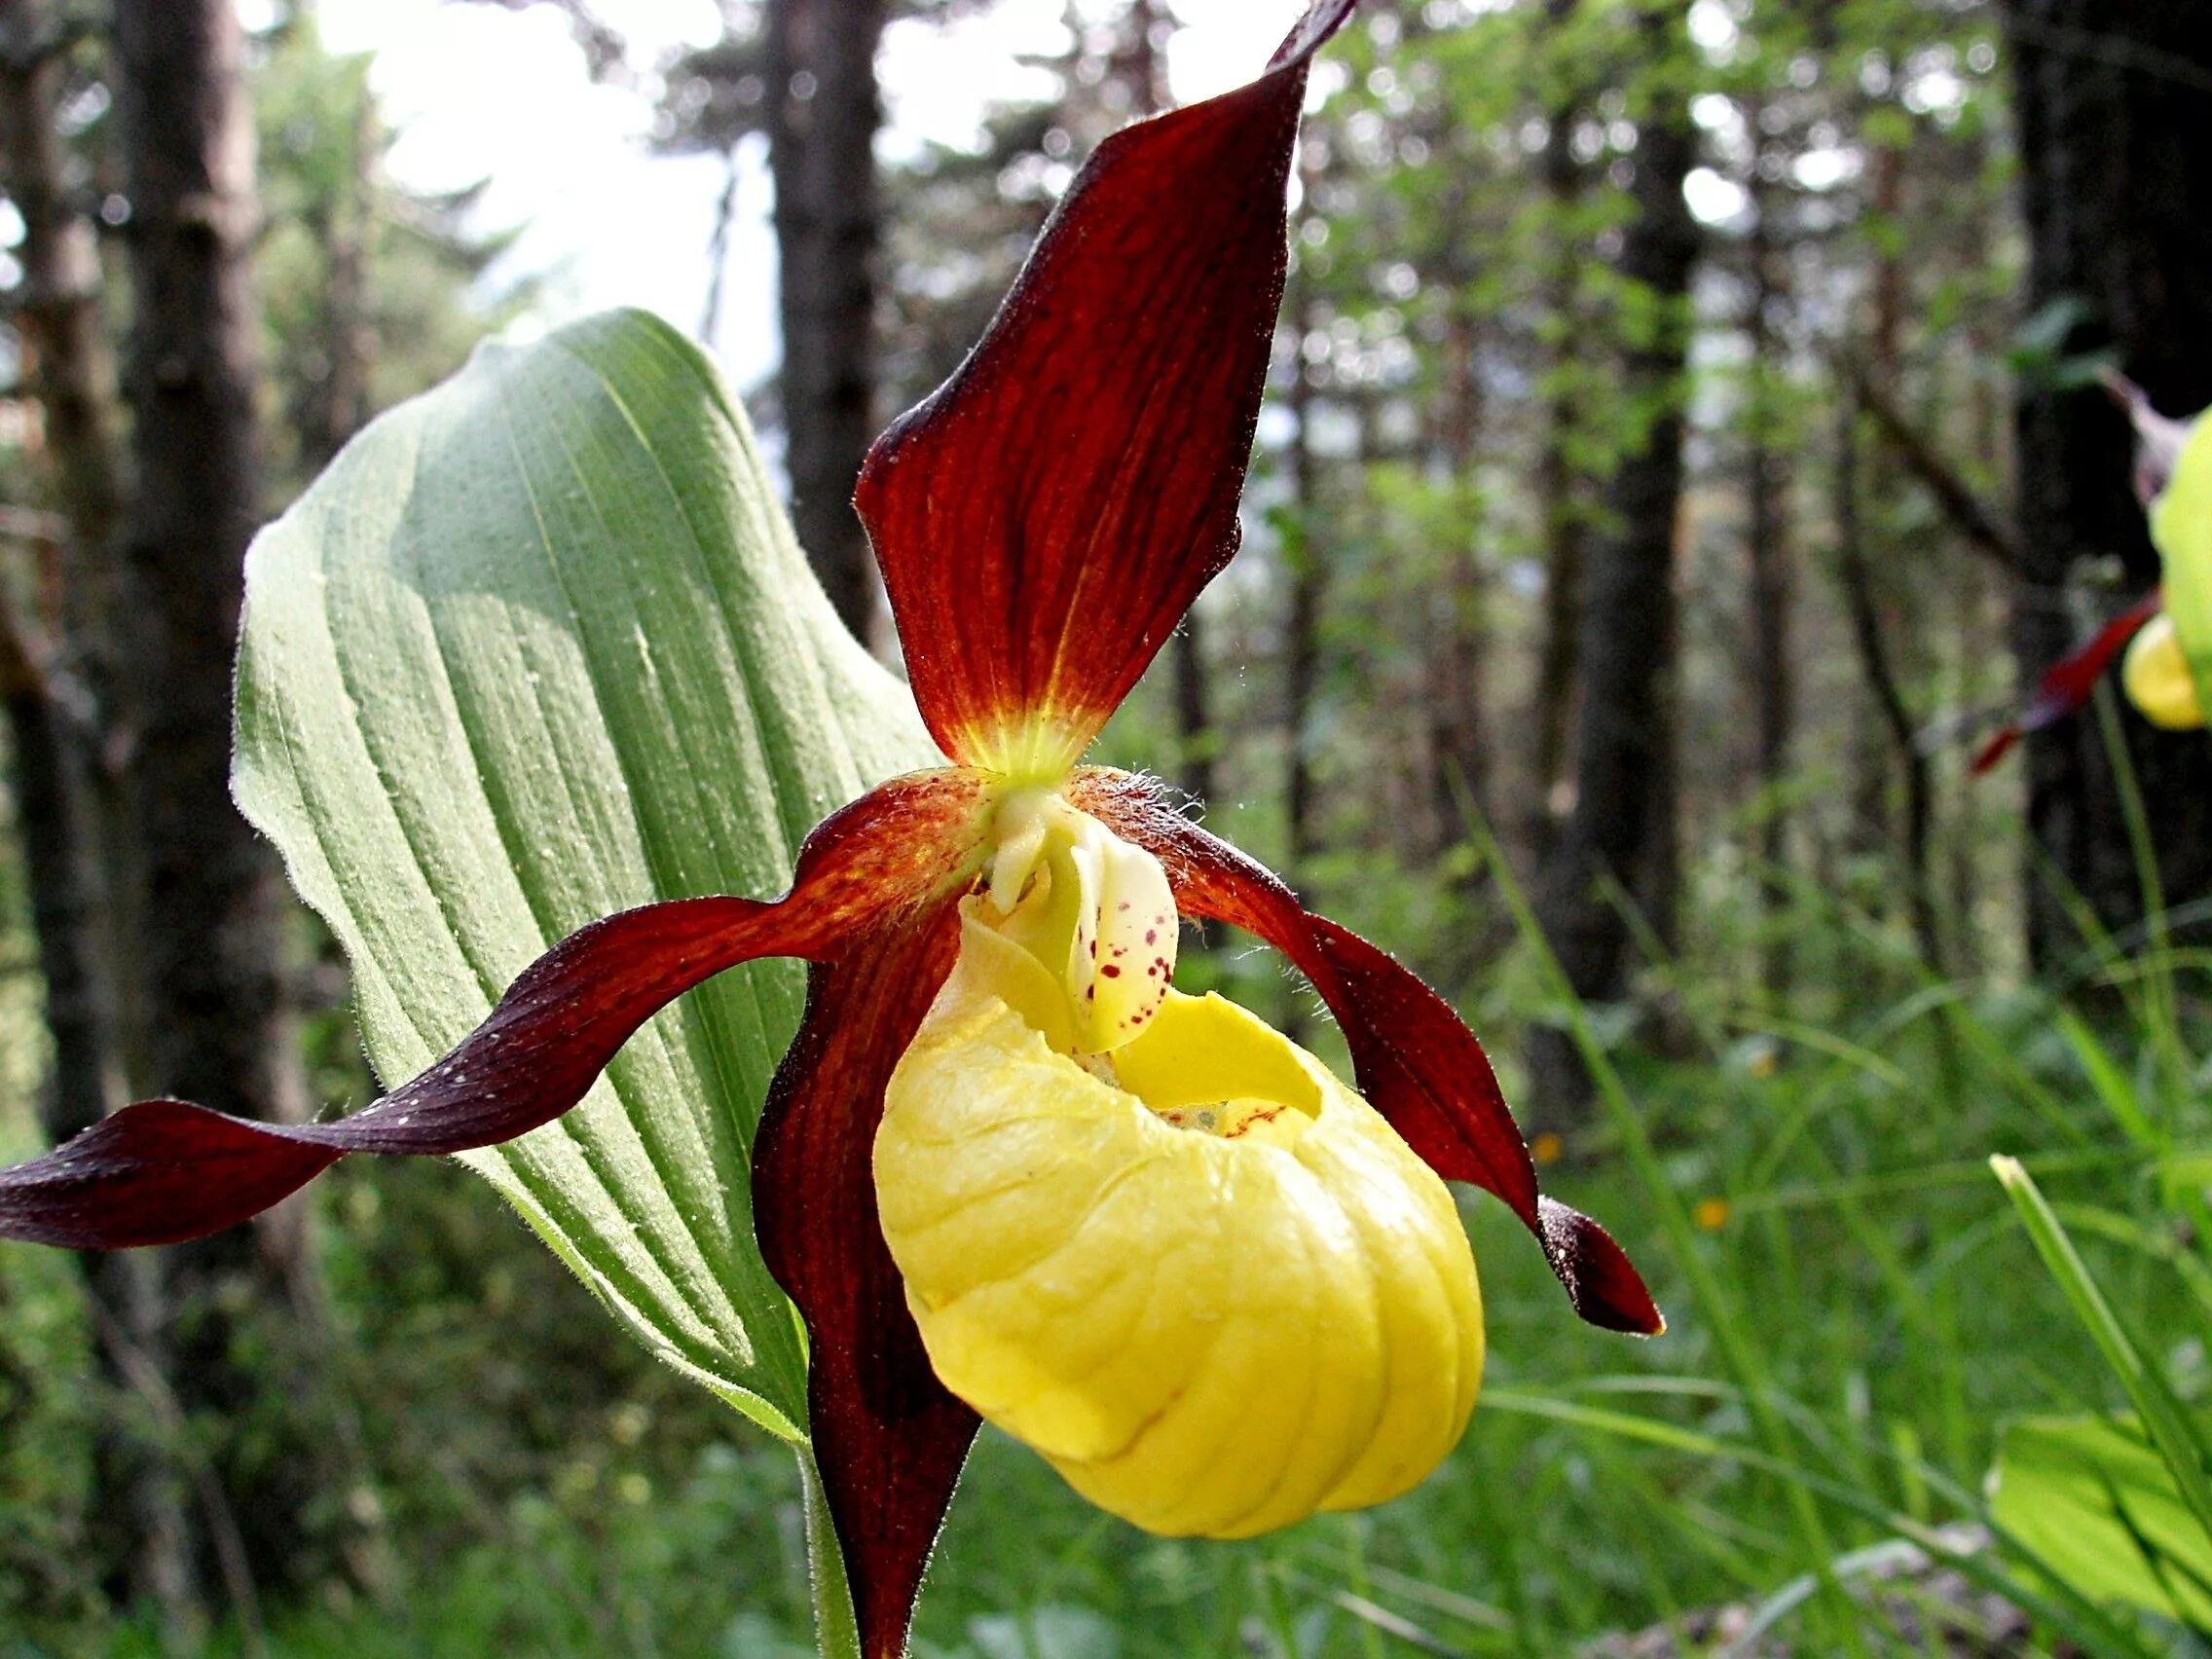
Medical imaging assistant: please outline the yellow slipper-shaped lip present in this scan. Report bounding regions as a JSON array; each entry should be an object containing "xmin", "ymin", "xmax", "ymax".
[{"xmin": 875, "ymin": 895, "xmax": 1485, "ymax": 1538}]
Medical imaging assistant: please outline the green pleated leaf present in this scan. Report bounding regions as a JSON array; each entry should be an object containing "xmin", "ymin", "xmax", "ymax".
[
  {"xmin": 233, "ymin": 308, "xmax": 936, "ymax": 1439},
  {"xmin": 1991, "ymin": 1414, "xmax": 2212, "ymax": 1627}
]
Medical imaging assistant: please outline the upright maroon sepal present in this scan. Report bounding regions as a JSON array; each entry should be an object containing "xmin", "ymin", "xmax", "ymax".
[{"xmin": 857, "ymin": 0, "xmax": 1360, "ymax": 766}]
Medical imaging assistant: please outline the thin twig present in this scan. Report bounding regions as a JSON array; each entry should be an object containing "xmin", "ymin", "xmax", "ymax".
[{"xmin": 1844, "ymin": 362, "xmax": 2020, "ymax": 571}]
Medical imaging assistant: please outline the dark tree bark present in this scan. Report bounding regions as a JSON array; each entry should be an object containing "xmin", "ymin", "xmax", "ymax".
[
  {"xmin": 1744, "ymin": 165, "xmax": 1794, "ymax": 997},
  {"xmin": 1171, "ymin": 627, "xmax": 1216, "ymax": 808},
  {"xmin": 1115, "ymin": 0, "xmax": 1216, "ymax": 815},
  {"xmin": 768, "ymin": 0, "xmax": 888, "ymax": 642},
  {"xmin": 0, "ymin": 609, "xmax": 124, "ymax": 1158},
  {"xmin": 2003, "ymin": 0, "xmax": 2212, "ymax": 965},
  {"xmin": 1283, "ymin": 278, "xmax": 1324, "ymax": 892},
  {"xmin": 1528, "ymin": 0, "xmax": 1583, "ymax": 858},
  {"xmin": 1849, "ymin": 145, "xmax": 1943, "ymax": 974},
  {"xmin": 112, "ymin": 0, "xmax": 325, "ymax": 1598},
  {"xmin": 1273, "ymin": 270, "xmax": 1327, "ymax": 1038},
  {"xmin": 0, "ymin": 4, "xmax": 141, "ymax": 1064},
  {"xmin": 0, "ymin": 6, "xmax": 199, "ymax": 1621},
  {"xmin": 0, "ymin": 581, "xmax": 193, "ymax": 1628},
  {"xmin": 0, "ymin": 13, "xmax": 123, "ymax": 556},
  {"xmin": 300, "ymin": 87, "xmax": 374, "ymax": 475},
  {"xmin": 1429, "ymin": 290, "xmax": 1490, "ymax": 852},
  {"xmin": 1835, "ymin": 389, "xmax": 1940, "ymax": 970},
  {"xmin": 1530, "ymin": 10, "xmax": 1698, "ymax": 1113}
]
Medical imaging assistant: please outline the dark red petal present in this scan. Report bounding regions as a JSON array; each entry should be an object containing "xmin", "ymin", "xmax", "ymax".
[
  {"xmin": 857, "ymin": 0, "xmax": 1359, "ymax": 767},
  {"xmin": 1074, "ymin": 769, "xmax": 1663, "ymax": 1338},
  {"xmin": 754, "ymin": 905, "xmax": 977, "ymax": 1659},
  {"xmin": 1972, "ymin": 589, "xmax": 2163, "ymax": 774},
  {"xmin": 0, "ymin": 770, "xmax": 989, "ymax": 1250}
]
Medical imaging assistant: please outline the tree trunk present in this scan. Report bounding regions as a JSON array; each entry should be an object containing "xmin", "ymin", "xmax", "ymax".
[
  {"xmin": 0, "ymin": 6, "xmax": 201, "ymax": 1622},
  {"xmin": 2002, "ymin": 0, "xmax": 2212, "ymax": 966},
  {"xmin": 112, "ymin": 0, "xmax": 326, "ymax": 1600},
  {"xmin": 1835, "ymin": 390, "xmax": 1940, "ymax": 970},
  {"xmin": 301, "ymin": 84, "xmax": 374, "ymax": 474},
  {"xmin": 0, "ymin": 13, "xmax": 124, "ymax": 555},
  {"xmin": 1429, "ymin": 292, "xmax": 1489, "ymax": 853},
  {"xmin": 0, "ymin": 622, "xmax": 125, "ymax": 1157},
  {"xmin": 1530, "ymin": 10, "xmax": 1698, "ymax": 1114},
  {"xmin": 1283, "ymin": 282, "xmax": 1324, "ymax": 892},
  {"xmin": 1744, "ymin": 166, "xmax": 1794, "ymax": 998},
  {"xmin": 1114, "ymin": 0, "xmax": 1215, "ymax": 815},
  {"xmin": 768, "ymin": 0, "xmax": 887, "ymax": 643},
  {"xmin": 1528, "ymin": 0, "xmax": 1583, "ymax": 858},
  {"xmin": 0, "ymin": 593, "xmax": 195, "ymax": 1628},
  {"xmin": 1171, "ymin": 626, "xmax": 1216, "ymax": 809},
  {"xmin": 0, "ymin": 12, "xmax": 142, "ymax": 1087},
  {"xmin": 1857, "ymin": 137, "xmax": 1944, "ymax": 968}
]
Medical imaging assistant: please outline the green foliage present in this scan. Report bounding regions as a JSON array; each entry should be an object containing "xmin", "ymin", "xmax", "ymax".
[
  {"xmin": 253, "ymin": 16, "xmax": 533, "ymax": 496},
  {"xmin": 1990, "ymin": 1414, "xmax": 2212, "ymax": 1628},
  {"xmin": 232, "ymin": 308, "xmax": 934, "ymax": 1440},
  {"xmin": 1992, "ymin": 1156, "xmax": 2212, "ymax": 1547}
]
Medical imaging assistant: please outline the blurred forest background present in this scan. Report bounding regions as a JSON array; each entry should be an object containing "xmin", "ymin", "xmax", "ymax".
[{"xmin": 2, "ymin": 0, "xmax": 2210, "ymax": 1653}]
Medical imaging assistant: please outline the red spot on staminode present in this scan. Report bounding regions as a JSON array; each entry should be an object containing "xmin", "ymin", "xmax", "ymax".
[
  {"xmin": 1101, "ymin": 964, "xmax": 1122, "ymax": 978},
  {"xmin": 1144, "ymin": 930, "xmax": 1157, "ymax": 943},
  {"xmin": 1224, "ymin": 1103, "xmax": 1287, "ymax": 1140}
]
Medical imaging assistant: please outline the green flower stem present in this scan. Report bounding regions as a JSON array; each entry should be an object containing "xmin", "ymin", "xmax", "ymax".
[{"xmin": 798, "ymin": 1446, "xmax": 863, "ymax": 1659}]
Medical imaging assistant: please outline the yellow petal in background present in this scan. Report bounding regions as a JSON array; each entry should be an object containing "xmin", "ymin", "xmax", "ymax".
[
  {"xmin": 875, "ymin": 948, "xmax": 1485, "ymax": 1538},
  {"xmin": 2150, "ymin": 409, "xmax": 2212, "ymax": 720},
  {"xmin": 2122, "ymin": 612, "xmax": 2206, "ymax": 730}
]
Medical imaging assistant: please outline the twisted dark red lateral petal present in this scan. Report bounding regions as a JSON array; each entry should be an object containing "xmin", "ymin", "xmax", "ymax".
[
  {"xmin": 857, "ymin": 0, "xmax": 1360, "ymax": 767},
  {"xmin": 1972, "ymin": 589, "xmax": 2163, "ymax": 774},
  {"xmin": 753, "ymin": 905, "xmax": 977, "ymax": 1659},
  {"xmin": 0, "ymin": 771, "xmax": 990, "ymax": 1251},
  {"xmin": 1074, "ymin": 769, "xmax": 1663, "ymax": 1338}
]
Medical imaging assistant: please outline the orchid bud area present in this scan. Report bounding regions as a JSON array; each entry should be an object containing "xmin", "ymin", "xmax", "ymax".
[{"xmin": 873, "ymin": 800, "xmax": 1485, "ymax": 1538}]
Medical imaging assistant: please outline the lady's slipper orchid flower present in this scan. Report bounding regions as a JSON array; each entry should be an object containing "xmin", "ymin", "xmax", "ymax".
[
  {"xmin": 1974, "ymin": 379, "xmax": 2210, "ymax": 770},
  {"xmin": 0, "ymin": 2, "xmax": 1659, "ymax": 1650}
]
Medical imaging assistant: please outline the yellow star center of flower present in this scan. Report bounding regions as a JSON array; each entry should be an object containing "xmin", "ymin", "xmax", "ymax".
[{"xmin": 979, "ymin": 790, "xmax": 1179, "ymax": 1054}]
